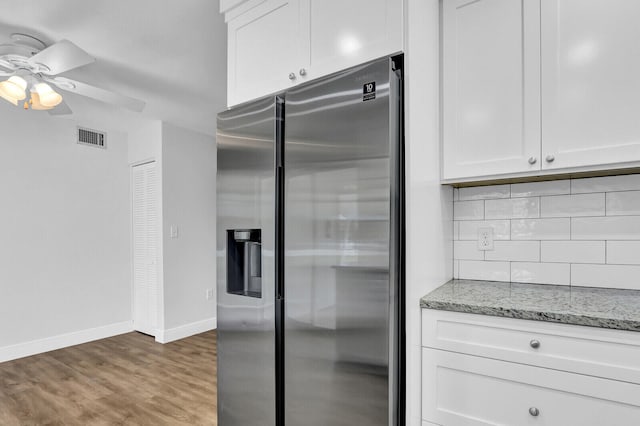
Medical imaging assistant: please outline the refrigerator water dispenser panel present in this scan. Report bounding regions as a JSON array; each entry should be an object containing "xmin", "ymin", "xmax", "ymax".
[{"xmin": 227, "ymin": 229, "xmax": 262, "ymax": 298}]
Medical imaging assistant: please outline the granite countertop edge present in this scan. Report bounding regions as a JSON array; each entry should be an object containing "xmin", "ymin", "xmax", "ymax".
[{"xmin": 420, "ymin": 280, "xmax": 640, "ymax": 333}]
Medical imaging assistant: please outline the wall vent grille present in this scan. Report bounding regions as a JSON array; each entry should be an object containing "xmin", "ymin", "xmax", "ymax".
[{"xmin": 77, "ymin": 127, "xmax": 106, "ymax": 149}]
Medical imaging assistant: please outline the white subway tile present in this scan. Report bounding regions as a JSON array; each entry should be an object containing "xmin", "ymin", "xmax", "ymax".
[
  {"xmin": 607, "ymin": 241, "xmax": 640, "ymax": 265},
  {"xmin": 540, "ymin": 193, "xmax": 605, "ymax": 218},
  {"xmin": 458, "ymin": 220, "xmax": 510, "ymax": 240},
  {"xmin": 485, "ymin": 241, "xmax": 540, "ymax": 262},
  {"xmin": 453, "ymin": 221, "xmax": 460, "ymax": 240},
  {"xmin": 458, "ymin": 260, "xmax": 510, "ymax": 281},
  {"xmin": 511, "ymin": 262, "xmax": 571, "ymax": 285},
  {"xmin": 572, "ymin": 174, "xmax": 640, "ymax": 194},
  {"xmin": 453, "ymin": 188, "xmax": 459, "ymax": 201},
  {"xmin": 571, "ymin": 264, "xmax": 640, "ymax": 290},
  {"xmin": 511, "ymin": 180, "xmax": 570, "ymax": 198},
  {"xmin": 454, "ymin": 200, "xmax": 484, "ymax": 220},
  {"xmin": 459, "ymin": 184, "xmax": 510, "ymax": 201},
  {"xmin": 453, "ymin": 260, "xmax": 460, "ymax": 278},
  {"xmin": 485, "ymin": 198, "xmax": 539, "ymax": 219},
  {"xmin": 454, "ymin": 241, "xmax": 484, "ymax": 260},
  {"xmin": 541, "ymin": 241, "xmax": 605, "ymax": 264},
  {"xmin": 511, "ymin": 218, "xmax": 570, "ymax": 240},
  {"xmin": 572, "ymin": 216, "xmax": 640, "ymax": 240},
  {"xmin": 607, "ymin": 191, "xmax": 640, "ymax": 216}
]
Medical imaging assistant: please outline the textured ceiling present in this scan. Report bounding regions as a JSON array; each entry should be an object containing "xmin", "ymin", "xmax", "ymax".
[{"xmin": 0, "ymin": 0, "xmax": 227, "ymax": 136}]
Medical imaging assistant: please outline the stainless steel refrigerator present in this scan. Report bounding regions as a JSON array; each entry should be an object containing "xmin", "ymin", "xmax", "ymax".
[{"xmin": 216, "ymin": 55, "xmax": 404, "ymax": 426}]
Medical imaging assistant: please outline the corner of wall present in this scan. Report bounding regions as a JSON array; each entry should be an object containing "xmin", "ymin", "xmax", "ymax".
[{"xmin": 154, "ymin": 317, "xmax": 217, "ymax": 344}]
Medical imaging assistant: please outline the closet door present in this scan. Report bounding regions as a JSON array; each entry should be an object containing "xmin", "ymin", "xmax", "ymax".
[{"xmin": 132, "ymin": 161, "xmax": 159, "ymax": 336}]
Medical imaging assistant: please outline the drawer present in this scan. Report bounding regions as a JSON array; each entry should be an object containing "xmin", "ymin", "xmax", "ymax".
[
  {"xmin": 422, "ymin": 348, "xmax": 640, "ymax": 426},
  {"xmin": 422, "ymin": 309, "xmax": 640, "ymax": 384}
]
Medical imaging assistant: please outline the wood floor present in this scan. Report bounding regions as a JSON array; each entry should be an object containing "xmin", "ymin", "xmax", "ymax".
[{"xmin": 0, "ymin": 330, "xmax": 217, "ymax": 425}]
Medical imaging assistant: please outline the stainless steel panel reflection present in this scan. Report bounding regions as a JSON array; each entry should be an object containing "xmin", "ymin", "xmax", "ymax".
[
  {"xmin": 284, "ymin": 58, "xmax": 393, "ymax": 425},
  {"xmin": 217, "ymin": 97, "xmax": 276, "ymax": 426}
]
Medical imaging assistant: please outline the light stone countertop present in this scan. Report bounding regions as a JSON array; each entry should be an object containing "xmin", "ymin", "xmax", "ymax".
[{"xmin": 420, "ymin": 279, "xmax": 640, "ymax": 332}]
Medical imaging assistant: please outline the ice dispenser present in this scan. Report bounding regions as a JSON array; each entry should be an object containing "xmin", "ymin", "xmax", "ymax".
[{"xmin": 227, "ymin": 229, "xmax": 262, "ymax": 298}]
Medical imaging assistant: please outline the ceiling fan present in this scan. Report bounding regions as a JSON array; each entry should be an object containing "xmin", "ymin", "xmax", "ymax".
[{"xmin": 0, "ymin": 33, "xmax": 145, "ymax": 115}]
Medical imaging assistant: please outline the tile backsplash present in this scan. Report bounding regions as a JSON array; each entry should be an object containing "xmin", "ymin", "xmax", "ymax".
[{"xmin": 452, "ymin": 175, "xmax": 640, "ymax": 290}]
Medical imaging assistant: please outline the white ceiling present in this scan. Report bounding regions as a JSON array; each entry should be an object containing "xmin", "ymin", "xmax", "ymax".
[{"xmin": 0, "ymin": 0, "xmax": 227, "ymax": 136}]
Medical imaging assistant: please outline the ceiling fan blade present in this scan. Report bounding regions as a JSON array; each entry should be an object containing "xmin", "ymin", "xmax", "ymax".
[
  {"xmin": 0, "ymin": 58, "xmax": 15, "ymax": 74},
  {"xmin": 27, "ymin": 40, "xmax": 95, "ymax": 74},
  {"xmin": 47, "ymin": 100, "xmax": 72, "ymax": 116},
  {"xmin": 47, "ymin": 77, "xmax": 145, "ymax": 112}
]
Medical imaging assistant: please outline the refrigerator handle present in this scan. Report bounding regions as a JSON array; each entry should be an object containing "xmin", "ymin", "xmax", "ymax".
[
  {"xmin": 275, "ymin": 95, "xmax": 285, "ymax": 300},
  {"xmin": 274, "ymin": 95, "xmax": 286, "ymax": 426},
  {"xmin": 389, "ymin": 54, "xmax": 406, "ymax": 426}
]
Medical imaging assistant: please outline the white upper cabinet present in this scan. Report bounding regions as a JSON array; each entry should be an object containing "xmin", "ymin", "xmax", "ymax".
[
  {"xmin": 442, "ymin": 0, "xmax": 640, "ymax": 182},
  {"xmin": 303, "ymin": 0, "xmax": 402, "ymax": 82},
  {"xmin": 226, "ymin": 0, "xmax": 306, "ymax": 107},
  {"xmin": 442, "ymin": 0, "xmax": 541, "ymax": 180},
  {"xmin": 541, "ymin": 0, "xmax": 640, "ymax": 170},
  {"xmin": 222, "ymin": 0, "xmax": 403, "ymax": 107}
]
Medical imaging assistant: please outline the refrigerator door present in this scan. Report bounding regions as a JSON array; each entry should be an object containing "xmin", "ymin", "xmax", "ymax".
[
  {"xmin": 284, "ymin": 57, "xmax": 399, "ymax": 425},
  {"xmin": 217, "ymin": 97, "xmax": 279, "ymax": 426}
]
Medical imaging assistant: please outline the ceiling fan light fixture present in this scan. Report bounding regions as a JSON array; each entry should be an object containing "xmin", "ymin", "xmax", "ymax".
[
  {"xmin": 0, "ymin": 75, "xmax": 27, "ymax": 103},
  {"xmin": 34, "ymin": 82, "xmax": 62, "ymax": 107}
]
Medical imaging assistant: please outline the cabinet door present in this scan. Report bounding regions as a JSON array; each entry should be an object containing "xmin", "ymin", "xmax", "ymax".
[
  {"xmin": 301, "ymin": 0, "xmax": 402, "ymax": 82},
  {"xmin": 541, "ymin": 0, "xmax": 640, "ymax": 170},
  {"xmin": 442, "ymin": 0, "xmax": 541, "ymax": 180},
  {"xmin": 422, "ymin": 348, "xmax": 640, "ymax": 426},
  {"xmin": 227, "ymin": 0, "xmax": 305, "ymax": 106}
]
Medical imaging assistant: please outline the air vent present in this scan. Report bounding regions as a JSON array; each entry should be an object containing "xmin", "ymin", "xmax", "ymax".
[{"xmin": 77, "ymin": 127, "xmax": 106, "ymax": 149}]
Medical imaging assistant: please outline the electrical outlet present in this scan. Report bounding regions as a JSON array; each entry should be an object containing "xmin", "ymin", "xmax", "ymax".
[
  {"xmin": 206, "ymin": 288, "xmax": 214, "ymax": 300},
  {"xmin": 170, "ymin": 225, "xmax": 179, "ymax": 239},
  {"xmin": 477, "ymin": 227, "xmax": 494, "ymax": 251}
]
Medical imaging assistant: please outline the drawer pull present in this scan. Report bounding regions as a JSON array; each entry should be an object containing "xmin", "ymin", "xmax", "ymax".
[
  {"xmin": 529, "ymin": 407, "xmax": 540, "ymax": 417},
  {"xmin": 529, "ymin": 339, "xmax": 540, "ymax": 349}
]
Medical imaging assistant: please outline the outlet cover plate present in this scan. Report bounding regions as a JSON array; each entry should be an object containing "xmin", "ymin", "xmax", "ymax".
[
  {"xmin": 206, "ymin": 288, "xmax": 214, "ymax": 300},
  {"xmin": 478, "ymin": 227, "xmax": 494, "ymax": 251}
]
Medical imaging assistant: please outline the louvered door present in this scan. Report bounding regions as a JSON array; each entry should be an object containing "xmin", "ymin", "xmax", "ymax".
[{"xmin": 132, "ymin": 161, "xmax": 159, "ymax": 336}]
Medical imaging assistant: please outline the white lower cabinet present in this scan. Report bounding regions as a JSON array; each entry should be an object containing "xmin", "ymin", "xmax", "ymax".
[
  {"xmin": 421, "ymin": 310, "xmax": 640, "ymax": 425},
  {"xmin": 422, "ymin": 348, "xmax": 640, "ymax": 426}
]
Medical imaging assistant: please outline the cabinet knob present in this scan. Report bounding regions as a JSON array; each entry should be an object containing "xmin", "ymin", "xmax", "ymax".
[
  {"xmin": 289, "ymin": 72, "xmax": 296, "ymax": 80},
  {"xmin": 299, "ymin": 68, "xmax": 307, "ymax": 76},
  {"xmin": 530, "ymin": 339, "xmax": 540, "ymax": 349},
  {"xmin": 545, "ymin": 154, "xmax": 555, "ymax": 163},
  {"xmin": 528, "ymin": 156, "xmax": 537, "ymax": 165},
  {"xmin": 529, "ymin": 407, "xmax": 540, "ymax": 417}
]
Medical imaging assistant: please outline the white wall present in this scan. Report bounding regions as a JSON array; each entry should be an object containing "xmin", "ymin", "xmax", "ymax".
[
  {"xmin": 0, "ymin": 106, "xmax": 132, "ymax": 361},
  {"xmin": 159, "ymin": 122, "xmax": 217, "ymax": 341},
  {"xmin": 404, "ymin": 0, "xmax": 454, "ymax": 424},
  {"xmin": 128, "ymin": 120, "xmax": 162, "ymax": 165},
  {"xmin": 453, "ymin": 175, "xmax": 640, "ymax": 289}
]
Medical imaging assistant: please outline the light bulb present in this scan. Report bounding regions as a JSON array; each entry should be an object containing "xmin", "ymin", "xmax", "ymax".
[
  {"xmin": 30, "ymin": 91, "xmax": 54, "ymax": 110},
  {"xmin": 34, "ymin": 83, "xmax": 63, "ymax": 107}
]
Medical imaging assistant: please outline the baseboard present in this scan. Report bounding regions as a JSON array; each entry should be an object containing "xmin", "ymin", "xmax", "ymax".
[
  {"xmin": 155, "ymin": 317, "xmax": 217, "ymax": 344},
  {"xmin": 0, "ymin": 321, "xmax": 134, "ymax": 363}
]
